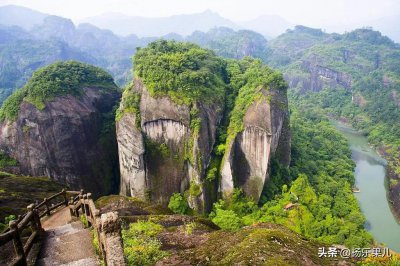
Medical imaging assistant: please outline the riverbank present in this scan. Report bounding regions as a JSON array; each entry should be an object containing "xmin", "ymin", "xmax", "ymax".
[
  {"xmin": 332, "ymin": 120, "xmax": 400, "ymax": 252},
  {"xmin": 378, "ymin": 146, "xmax": 400, "ymax": 223},
  {"xmin": 332, "ymin": 116, "xmax": 400, "ymax": 224}
]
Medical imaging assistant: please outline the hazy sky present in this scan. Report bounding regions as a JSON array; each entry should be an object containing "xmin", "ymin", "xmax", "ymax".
[{"xmin": 0, "ymin": 0, "xmax": 399, "ymax": 26}]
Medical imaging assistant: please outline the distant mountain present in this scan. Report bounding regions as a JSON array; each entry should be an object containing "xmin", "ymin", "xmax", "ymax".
[
  {"xmin": 366, "ymin": 15, "xmax": 400, "ymax": 43},
  {"xmin": 31, "ymin": 16, "xmax": 76, "ymax": 43},
  {"xmin": 238, "ymin": 15, "xmax": 293, "ymax": 38},
  {"xmin": 187, "ymin": 27, "xmax": 269, "ymax": 61},
  {"xmin": 266, "ymin": 25, "xmax": 400, "ymax": 216},
  {"xmin": 81, "ymin": 10, "xmax": 238, "ymax": 37},
  {"xmin": 0, "ymin": 5, "xmax": 48, "ymax": 30},
  {"xmin": 0, "ymin": 32, "xmax": 96, "ymax": 102},
  {"xmin": 0, "ymin": 24, "xmax": 32, "ymax": 44}
]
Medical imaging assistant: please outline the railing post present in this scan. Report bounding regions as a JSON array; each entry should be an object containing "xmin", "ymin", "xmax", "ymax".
[
  {"xmin": 82, "ymin": 194, "xmax": 88, "ymax": 222},
  {"xmin": 10, "ymin": 220, "xmax": 27, "ymax": 265},
  {"xmin": 77, "ymin": 193, "xmax": 84, "ymax": 217},
  {"xmin": 100, "ymin": 212, "xmax": 125, "ymax": 266},
  {"xmin": 94, "ymin": 209, "xmax": 106, "ymax": 261},
  {"xmin": 69, "ymin": 196, "xmax": 75, "ymax": 217},
  {"xmin": 86, "ymin": 193, "xmax": 92, "ymax": 227},
  {"xmin": 44, "ymin": 198, "xmax": 50, "ymax": 216},
  {"xmin": 27, "ymin": 204, "xmax": 42, "ymax": 234},
  {"xmin": 62, "ymin": 188, "xmax": 68, "ymax": 206}
]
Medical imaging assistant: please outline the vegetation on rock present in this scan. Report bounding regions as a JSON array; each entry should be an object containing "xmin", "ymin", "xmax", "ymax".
[
  {"xmin": 268, "ymin": 26, "xmax": 400, "ymax": 221},
  {"xmin": 133, "ymin": 40, "xmax": 226, "ymax": 106},
  {"xmin": 210, "ymin": 105, "xmax": 373, "ymax": 248},
  {"xmin": 168, "ymin": 193, "xmax": 189, "ymax": 214},
  {"xmin": 224, "ymin": 58, "xmax": 287, "ymax": 147},
  {"xmin": 0, "ymin": 152, "xmax": 18, "ymax": 168},
  {"xmin": 0, "ymin": 61, "xmax": 117, "ymax": 121},
  {"xmin": 0, "ymin": 172, "xmax": 63, "ymax": 222},
  {"xmin": 115, "ymin": 82, "xmax": 141, "ymax": 125},
  {"xmin": 122, "ymin": 220, "xmax": 169, "ymax": 265}
]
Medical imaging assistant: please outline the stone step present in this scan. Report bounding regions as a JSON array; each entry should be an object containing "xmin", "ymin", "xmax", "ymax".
[{"xmin": 36, "ymin": 221, "xmax": 100, "ymax": 266}]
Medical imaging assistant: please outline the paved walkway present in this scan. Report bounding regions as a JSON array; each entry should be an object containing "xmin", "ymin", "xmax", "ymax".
[{"xmin": 36, "ymin": 208, "xmax": 100, "ymax": 266}]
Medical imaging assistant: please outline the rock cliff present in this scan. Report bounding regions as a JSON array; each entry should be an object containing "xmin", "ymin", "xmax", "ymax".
[
  {"xmin": 117, "ymin": 79, "xmax": 222, "ymax": 211},
  {"xmin": 117, "ymin": 41, "xmax": 290, "ymax": 210},
  {"xmin": 0, "ymin": 61, "xmax": 121, "ymax": 196},
  {"xmin": 221, "ymin": 89, "xmax": 290, "ymax": 201}
]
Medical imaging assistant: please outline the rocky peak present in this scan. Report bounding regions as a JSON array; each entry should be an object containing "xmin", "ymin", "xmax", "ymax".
[
  {"xmin": 117, "ymin": 41, "xmax": 291, "ymax": 211},
  {"xmin": 32, "ymin": 15, "xmax": 76, "ymax": 43},
  {"xmin": 0, "ymin": 61, "xmax": 121, "ymax": 196}
]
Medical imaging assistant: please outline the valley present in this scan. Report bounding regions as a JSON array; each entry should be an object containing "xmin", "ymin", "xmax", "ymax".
[
  {"xmin": 333, "ymin": 120, "xmax": 400, "ymax": 252},
  {"xmin": 0, "ymin": 3, "xmax": 399, "ymax": 265}
]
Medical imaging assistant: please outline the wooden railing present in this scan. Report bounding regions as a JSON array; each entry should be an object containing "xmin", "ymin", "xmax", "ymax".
[
  {"xmin": 0, "ymin": 189, "xmax": 125, "ymax": 266},
  {"xmin": 68, "ymin": 191, "xmax": 125, "ymax": 265},
  {"xmin": 0, "ymin": 189, "xmax": 73, "ymax": 266}
]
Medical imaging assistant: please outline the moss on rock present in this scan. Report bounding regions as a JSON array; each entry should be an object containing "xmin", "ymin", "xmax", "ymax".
[{"xmin": 0, "ymin": 61, "xmax": 117, "ymax": 121}]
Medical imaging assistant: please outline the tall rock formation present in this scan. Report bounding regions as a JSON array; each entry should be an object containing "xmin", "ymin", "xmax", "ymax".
[
  {"xmin": 220, "ymin": 89, "xmax": 290, "ymax": 200},
  {"xmin": 0, "ymin": 61, "xmax": 121, "ymax": 196},
  {"xmin": 117, "ymin": 40, "xmax": 290, "ymax": 211},
  {"xmin": 117, "ymin": 41, "xmax": 225, "ymax": 212},
  {"xmin": 117, "ymin": 79, "xmax": 222, "ymax": 211}
]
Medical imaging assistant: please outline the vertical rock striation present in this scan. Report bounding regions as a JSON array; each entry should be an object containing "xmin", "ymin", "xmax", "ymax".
[
  {"xmin": 221, "ymin": 89, "xmax": 290, "ymax": 201},
  {"xmin": 117, "ymin": 41, "xmax": 290, "ymax": 211},
  {"xmin": 117, "ymin": 79, "xmax": 222, "ymax": 211},
  {"xmin": 0, "ymin": 62, "xmax": 121, "ymax": 196}
]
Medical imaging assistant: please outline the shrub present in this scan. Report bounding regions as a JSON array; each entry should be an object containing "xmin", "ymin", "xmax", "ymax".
[
  {"xmin": 184, "ymin": 222, "xmax": 197, "ymax": 235},
  {"xmin": 4, "ymin": 214, "xmax": 16, "ymax": 224},
  {"xmin": 168, "ymin": 193, "xmax": 188, "ymax": 214},
  {"xmin": 189, "ymin": 181, "xmax": 202, "ymax": 197},
  {"xmin": 211, "ymin": 208, "xmax": 241, "ymax": 231},
  {"xmin": 122, "ymin": 221, "xmax": 168, "ymax": 265},
  {"xmin": 206, "ymin": 167, "xmax": 218, "ymax": 182},
  {"xmin": 0, "ymin": 152, "xmax": 18, "ymax": 168},
  {"xmin": 80, "ymin": 214, "xmax": 88, "ymax": 228}
]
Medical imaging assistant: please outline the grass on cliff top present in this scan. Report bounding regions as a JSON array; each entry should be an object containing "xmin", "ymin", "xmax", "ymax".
[
  {"xmin": 188, "ymin": 223, "xmax": 357, "ymax": 265},
  {"xmin": 95, "ymin": 195, "xmax": 172, "ymax": 216},
  {"xmin": 0, "ymin": 171, "xmax": 63, "ymax": 222},
  {"xmin": 0, "ymin": 61, "xmax": 118, "ymax": 122},
  {"xmin": 133, "ymin": 40, "xmax": 226, "ymax": 106},
  {"xmin": 121, "ymin": 218, "xmax": 357, "ymax": 265},
  {"xmin": 223, "ymin": 58, "xmax": 288, "ymax": 153}
]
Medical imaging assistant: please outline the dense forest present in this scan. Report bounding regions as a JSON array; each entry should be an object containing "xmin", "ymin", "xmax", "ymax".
[
  {"xmin": 0, "ymin": 5, "xmax": 400, "ymax": 265},
  {"xmin": 266, "ymin": 26, "xmax": 400, "ymax": 219},
  {"xmin": 205, "ymin": 103, "xmax": 372, "ymax": 248}
]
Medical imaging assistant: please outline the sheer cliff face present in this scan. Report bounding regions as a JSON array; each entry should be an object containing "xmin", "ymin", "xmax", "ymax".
[
  {"xmin": 118, "ymin": 80, "xmax": 290, "ymax": 207},
  {"xmin": 117, "ymin": 79, "xmax": 221, "ymax": 211},
  {"xmin": 221, "ymin": 89, "xmax": 291, "ymax": 201},
  {"xmin": 0, "ymin": 87, "xmax": 121, "ymax": 196},
  {"xmin": 285, "ymin": 61, "xmax": 352, "ymax": 93}
]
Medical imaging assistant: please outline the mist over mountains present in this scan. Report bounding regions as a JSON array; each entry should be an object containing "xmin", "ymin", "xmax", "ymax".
[
  {"xmin": 0, "ymin": 3, "xmax": 399, "ymax": 101},
  {"xmin": 1, "ymin": 3, "xmax": 400, "ymax": 259},
  {"xmin": 1, "ymin": 4, "xmax": 399, "ymax": 42},
  {"xmin": 0, "ymin": 5, "xmax": 274, "ymax": 102}
]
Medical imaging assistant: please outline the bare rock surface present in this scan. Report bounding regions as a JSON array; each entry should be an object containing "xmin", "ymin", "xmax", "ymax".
[
  {"xmin": 117, "ymin": 79, "xmax": 222, "ymax": 211},
  {"xmin": 0, "ymin": 87, "xmax": 121, "ymax": 196},
  {"xmin": 221, "ymin": 89, "xmax": 291, "ymax": 201}
]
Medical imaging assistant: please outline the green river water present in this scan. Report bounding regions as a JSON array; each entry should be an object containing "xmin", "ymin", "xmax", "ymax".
[{"xmin": 333, "ymin": 121, "xmax": 400, "ymax": 252}]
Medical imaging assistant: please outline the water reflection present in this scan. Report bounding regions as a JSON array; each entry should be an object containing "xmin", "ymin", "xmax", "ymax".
[{"xmin": 332, "ymin": 120, "xmax": 400, "ymax": 252}]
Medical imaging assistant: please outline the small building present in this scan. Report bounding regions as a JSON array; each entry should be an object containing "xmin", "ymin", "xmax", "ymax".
[{"xmin": 284, "ymin": 203, "xmax": 295, "ymax": 211}]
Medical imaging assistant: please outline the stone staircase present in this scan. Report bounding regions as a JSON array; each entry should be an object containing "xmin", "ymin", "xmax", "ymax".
[{"xmin": 35, "ymin": 208, "xmax": 100, "ymax": 266}]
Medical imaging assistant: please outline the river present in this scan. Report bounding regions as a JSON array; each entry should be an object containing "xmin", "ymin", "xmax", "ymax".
[{"xmin": 333, "ymin": 120, "xmax": 400, "ymax": 252}]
